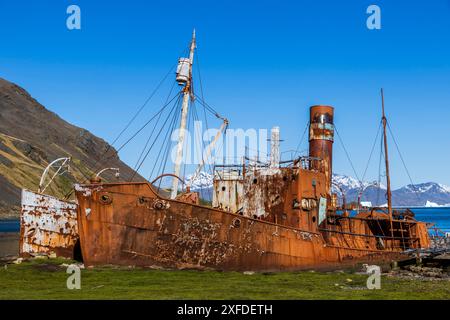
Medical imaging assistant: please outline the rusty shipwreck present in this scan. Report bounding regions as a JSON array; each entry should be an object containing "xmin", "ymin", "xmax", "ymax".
[{"xmin": 69, "ymin": 31, "xmax": 431, "ymax": 271}]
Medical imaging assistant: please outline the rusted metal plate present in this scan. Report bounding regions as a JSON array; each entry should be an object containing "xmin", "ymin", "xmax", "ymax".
[
  {"xmin": 20, "ymin": 189, "xmax": 78, "ymax": 258},
  {"xmin": 242, "ymin": 167, "xmax": 290, "ymax": 219},
  {"xmin": 212, "ymin": 169, "xmax": 244, "ymax": 213}
]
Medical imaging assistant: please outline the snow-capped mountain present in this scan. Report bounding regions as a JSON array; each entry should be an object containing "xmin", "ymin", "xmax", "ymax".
[
  {"xmin": 332, "ymin": 175, "xmax": 450, "ymax": 207},
  {"xmin": 399, "ymin": 182, "xmax": 450, "ymax": 194},
  {"xmin": 332, "ymin": 174, "xmax": 386, "ymax": 193},
  {"xmin": 186, "ymin": 171, "xmax": 450, "ymax": 207},
  {"xmin": 392, "ymin": 182, "xmax": 450, "ymax": 207},
  {"xmin": 185, "ymin": 171, "xmax": 214, "ymax": 202},
  {"xmin": 332, "ymin": 174, "xmax": 362, "ymax": 192},
  {"xmin": 186, "ymin": 171, "xmax": 214, "ymax": 190}
]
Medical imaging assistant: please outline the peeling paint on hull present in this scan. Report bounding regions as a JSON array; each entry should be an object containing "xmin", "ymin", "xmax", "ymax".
[{"xmin": 20, "ymin": 189, "xmax": 78, "ymax": 258}]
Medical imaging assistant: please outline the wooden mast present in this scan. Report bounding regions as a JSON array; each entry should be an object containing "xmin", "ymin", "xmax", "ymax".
[
  {"xmin": 381, "ymin": 88, "xmax": 394, "ymax": 242},
  {"xmin": 171, "ymin": 30, "xmax": 196, "ymax": 199}
]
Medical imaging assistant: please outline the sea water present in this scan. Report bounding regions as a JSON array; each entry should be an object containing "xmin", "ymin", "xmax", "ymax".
[
  {"xmin": 0, "ymin": 220, "xmax": 20, "ymax": 257},
  {"xmin": 411, "ymin": 207, "xmax": 450, "ymax": 234}
]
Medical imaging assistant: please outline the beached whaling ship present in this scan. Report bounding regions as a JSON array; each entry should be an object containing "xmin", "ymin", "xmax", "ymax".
[{"xmin": 69, "ymin": 31, "xmax": 430, "ymax": 271}]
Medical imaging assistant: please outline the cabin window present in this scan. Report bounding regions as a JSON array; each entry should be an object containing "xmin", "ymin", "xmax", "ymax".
[{"xmin": 222, "ymin": 186, "xmax": 226, "ymax": 191}]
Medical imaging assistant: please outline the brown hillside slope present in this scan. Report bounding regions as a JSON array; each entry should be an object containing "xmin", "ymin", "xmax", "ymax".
[{"xmin": 0, "ymin": 78, "xmax": 143, "ymax": 218}]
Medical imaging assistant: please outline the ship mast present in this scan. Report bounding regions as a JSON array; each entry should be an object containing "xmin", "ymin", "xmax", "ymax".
[
  {"xmin": 171, "ymin": 30, "xmax": 196, "ymax": 199},
  {"xmin": 381, "ymin": 89, "xmax": 393, "ymax": 219}
]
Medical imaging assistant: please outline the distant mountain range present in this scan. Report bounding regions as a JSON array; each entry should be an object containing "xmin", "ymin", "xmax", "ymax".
[
  {"xmin": 331, "ymin": 174, "xmax": 450, "ymax": 207},
  {"xmin": 186, "ymin": 172, "xmax": 450, "ymax": 207}
]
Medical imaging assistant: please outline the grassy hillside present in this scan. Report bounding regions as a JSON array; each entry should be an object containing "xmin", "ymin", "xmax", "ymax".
[
  {"xmin": 0, "ymin": 78, "xmax": 143, "ymax": 218},
  {"xmin": 0, "ymin": 259, "xmax": 449, "ymax": 299},
  {"xmin": 0, "ymin": 133, "xmax": 94, "ymax": 218}
]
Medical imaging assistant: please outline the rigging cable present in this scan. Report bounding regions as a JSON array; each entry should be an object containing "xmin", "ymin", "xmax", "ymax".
[
  {"xmin": 181, "ymin": 99, "xmax": 194, "ymax": 184},
  {"xmin": 65, "ymin": 90, "xmax": 181, "ymax": 198},
  {"xmin": 62, "ymin": 46, "xmax": 190, "ymax": 200},
  {"xmin": 334, "ymin": 125, "xmax": 363, "ymax": 187},
  {"xmin": 109, "ymin": 63, "xmax": 177, "ymax": 149},
  {"xmin": 361, "ymin": 121, "xmax": 382, "ymax": 183},
  {"xmin": 195, "ymin": 51, "xmax": 214, "ymax": 200},
  {"xmin": 358, "ymin": 120, "xmax": 382, "ymax": 201},
  {"xmin": 71, "ymin": 45, "xmax": 190, "ymax": 186},
  {"xmin": 294, "ymin": 121, "xmax": 310, "ymax": 158},
  {"xmin": 83, "ymin": 63, "xmax": 180, "ymax": 183},
  {"xmin": 191, "ymin": 99, "xmax": 208, "ymax": 199},
  {"xmin": 132, "ymin": 80, "xmax": 178, "ymax": 175},
  {"xmin": 106, "ymin": 44, "xmax": 189, "ymax": 153},
  {"xmin": 148, "ymin": 94, "xmax": 181, "ymax": 180},
  {"xmin": 157, "ymin": 99, "xmax": 182, "ymax": 191},
  {"xmin": 194, "ymin": 93, "xmax": 225, "ymax": 120},
  {"xmin": 376, "ymin": 133, "xmax": 384, "ymax": 206},
  {"xmin": 152, "ymin": 94, "xmax": 183, "ymax": 191},
  {"xmin": 130, "ymin": 93, "xmax": 183, "ymax": 181},
  {"xmin": 195, "ymin": 51, "xmax": 209, "ymax": 132},
  {"xmin": 114, "ymin": 92, "xmax": 181, "ymax": 155},
  {"xmin": 387, "ymin": 121, "xmax": 421, "ymax": 202}
]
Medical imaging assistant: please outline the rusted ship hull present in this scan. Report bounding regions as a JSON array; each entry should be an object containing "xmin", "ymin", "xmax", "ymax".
[{"xmin": 75, "ymin": 182, "xmax": 425, "ymax": 271}]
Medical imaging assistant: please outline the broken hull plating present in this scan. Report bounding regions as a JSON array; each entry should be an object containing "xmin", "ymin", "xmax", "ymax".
[
  {"xmin": 20, "ymin": 189, "xmax": 78, "ymax": 258},
  {"xmin": 75, "ymin": 182, "xmax": 424, "ymax": 271}
]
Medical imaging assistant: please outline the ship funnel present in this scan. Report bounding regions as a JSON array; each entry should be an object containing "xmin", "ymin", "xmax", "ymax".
[{"xmin": 309, "ymin": 105, "xmax": 334, "ymax": 193}]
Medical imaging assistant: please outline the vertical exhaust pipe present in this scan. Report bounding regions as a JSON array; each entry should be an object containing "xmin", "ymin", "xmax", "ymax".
[
  {"xmin": 270, "ymin": 126, "xmax": 280, "ymax": 168},
  {"xmin": 309, "ymin": 105, "xmax": 334, "ymax": 193}
]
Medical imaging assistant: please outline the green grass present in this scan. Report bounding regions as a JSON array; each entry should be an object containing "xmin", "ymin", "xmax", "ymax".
[{"xmin": 0, "ymin": 258, "xmax": 449, "ymax": 300}]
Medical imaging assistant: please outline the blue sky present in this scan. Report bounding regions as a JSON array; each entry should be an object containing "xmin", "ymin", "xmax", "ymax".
[{"xmin": 0, "ymin": 0, "xmax": 449, "ymax": 188}]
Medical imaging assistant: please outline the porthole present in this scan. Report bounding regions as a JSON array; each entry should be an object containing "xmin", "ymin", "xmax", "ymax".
[
  {"xmin": 312, "ymin": 216, "xmax": 316, "ymax": 223},
  {"xmin": 232, "ymin": 218, "xmax": 241, "ymax": 228},
  {"xmin": 253, "ymin": 178, "xmax": 258, "ymax": 184},
  {"xmin": 153, "ymin": 200, "xmax": 166, "ymax": 210},
  {"xmin": 99, "ymin": 194, "xmax": 112, "ymax": 205},
  {"xmin": 222, "ymin": 186, "xmax": 226, "ymax": 191}
]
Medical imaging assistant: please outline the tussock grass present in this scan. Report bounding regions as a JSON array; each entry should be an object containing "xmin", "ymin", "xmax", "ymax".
[{"xmin": 1, "ymin": 259, "xmax": 449, "ymax": 300}]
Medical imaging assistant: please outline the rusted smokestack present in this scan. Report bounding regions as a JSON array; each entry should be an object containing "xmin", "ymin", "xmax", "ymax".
[{"xmin": 309, "ymin": 105, "xmax": 334, "ymax": 193}]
